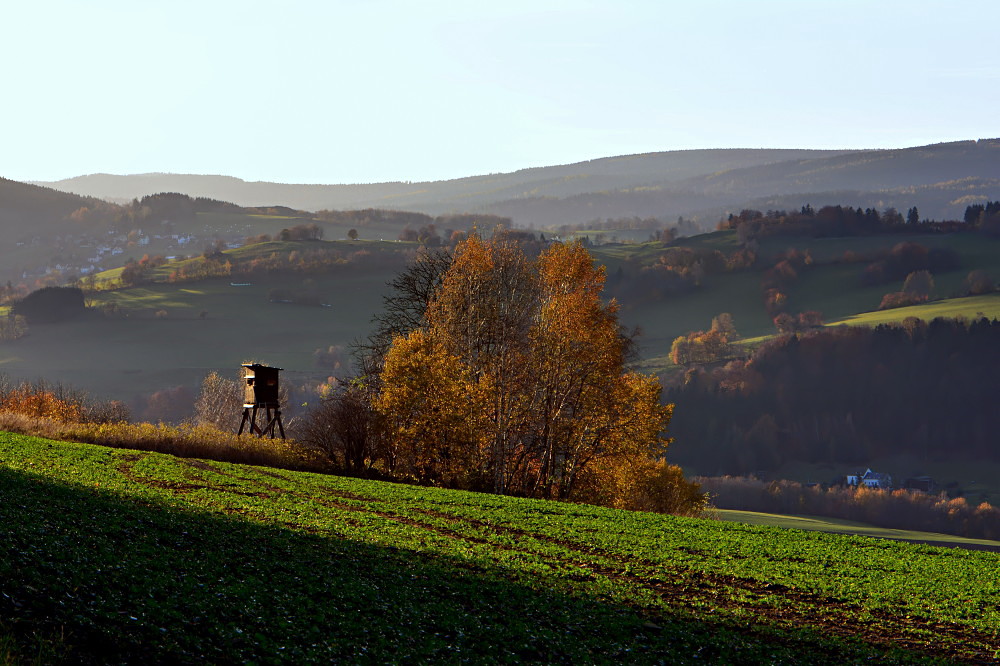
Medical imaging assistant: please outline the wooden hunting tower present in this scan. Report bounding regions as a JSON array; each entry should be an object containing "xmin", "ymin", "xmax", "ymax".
[{"xmin": 237, "ymin": 363, "xmax": 285, "ymax": 439}]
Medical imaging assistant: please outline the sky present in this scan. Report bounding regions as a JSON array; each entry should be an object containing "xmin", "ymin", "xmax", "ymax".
[{"xmin": 3, "ymin": 0, "xmax": 998, "ymax": 185}]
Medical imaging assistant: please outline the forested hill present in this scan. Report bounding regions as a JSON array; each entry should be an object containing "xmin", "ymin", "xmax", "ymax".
[
  {"xmin": 33, "ymin": 148, "xmax": 852, "ymax": 214},
  {"xmin": 685, "ymin": 139, "xmax": 1000, "ymax": 196},
  {"xmin": 0, "ymin": 177, "xmax": 106, "ymax": 234},
  {"xmin": 484, "ymin": 139, "xmax": 1000, "ymax": 227}
]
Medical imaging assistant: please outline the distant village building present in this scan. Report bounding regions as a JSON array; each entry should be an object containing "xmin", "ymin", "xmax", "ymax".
[{"xmin": 846, "ymin": 468, "xmax": 893, "ymax": 489}]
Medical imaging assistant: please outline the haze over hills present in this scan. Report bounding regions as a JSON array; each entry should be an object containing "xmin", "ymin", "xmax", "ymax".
[
  {"xmin": 31, "ymin": 140, "xmax": 1000, "ymax": 230},
  {"xmin": 0, "ymin": 138, "xmax": 995, "ymax": 288},
  {"xmin": 34, "ymin": 148, "xmax": 853, "ymax": 215},
  {"xmin": 483, "ymin": 139, "xmax": 1000, "ymax": 227}
]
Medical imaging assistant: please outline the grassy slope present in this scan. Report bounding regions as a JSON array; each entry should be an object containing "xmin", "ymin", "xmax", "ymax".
[
  {"xmin": 184, "ymin": 212, "xmax": 409, "ymax": 244},
  {"xmin": 716, "ymin": 509, "xmax": 1000, "ymax": 550},
  {"xmin": 631, "ymin": 231, "xmax": 1000, "ymax": 370},
  {"xmin": 594, "ymin": 233, "xmax": 776, "ymax": 356},
  {"xmin": 0, "ymin": 239, "xmax": 422, "ymax": 401},
  {"xmin": 828, "ymin": 293, "xmax": 1000, "ymax": 327},
  {"xmin": 2, "ymin": 433, "xmax": 998, "ymax": 664},
  {"xmin": 0, "ymin": 270, "xmax": 390, "ymax": 401}
]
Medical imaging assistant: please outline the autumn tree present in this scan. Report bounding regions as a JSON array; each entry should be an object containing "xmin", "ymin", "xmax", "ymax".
[
  {"xmin": 301, "ymin": 381, "xmax": 386, "ymax": 475},
  {"xmin": 415, "ymin": 233, "xmax": 539, "ymax": 493},
  {"xmin": 902, "ymin": 270, "xmax": 934, "ymax": 298},
  {"xmin": 193, "ymin": 371, "xmax": 242, "ymax": 431},
  {"xmin": 353, "ymin": 247, "xmax": 453, "ymax": 378},
  {"xmin": 710, "ymin": 312, "xmax": 739, "ymax": 340},
  {"xmin": 376, "ymin": 329, "xmax": 481, "ymax": 485},
  {"xmin": 670, "ymin": 314, "xmax": 740, "ymax": 365},
  {"xmin": 374, "ymin": 233, "xmax": 700, "ymax": 512},
  {"xmin": 963, "ymin": 269, "xmax": 995, "ymax": 295}
]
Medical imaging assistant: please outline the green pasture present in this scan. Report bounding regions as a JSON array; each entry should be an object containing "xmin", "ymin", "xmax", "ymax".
[
  {"xmin": 617, "ymin": 271, "xmax": 777, "ymax": 357},
  {"xmin": 674, "ymin": 229, "xmax": 743, "ymax": 253},
  {"xmin": 564, "ymin": 229, "xmax": 659, "ymax": 245},
  {"xmin": 2, "ymin": 433, "xmax": 998, "ymax": 663},
  {"xmin": 716, "ymin": 509, "xmax": 1000, "ymax": 550},
  {"xmin": 828, "ymin": 292, "xmax": 1000, "ymax": 328},
  {"xmin": 179, "ymin": 212, "xmax": 407, "ymax": 244},
  {"xmin": 754, "ymin": 233, "xmax": 1000, "ymax": 322},
  {"xmin": 589, "ymin": 241, "xmax": 659, "ymax": 273},
  {"xmin": 0, "ymin": 272, "xmax": 390, "ymax": 402},
  {"xmin": 590, "ymin": 231, "xmax": 742, "ymax": 272},
  {"xmin": 604, "ymin": 230, "xmax": 1000, "ymax": 358},
  {"xmin": 94, "ymin": 238, "xmax": 415, "ymax": 285}
]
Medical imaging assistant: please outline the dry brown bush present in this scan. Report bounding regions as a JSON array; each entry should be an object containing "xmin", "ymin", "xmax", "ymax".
[{"xmin": 0, "ymin": 378, "xmax": 326, "ymax": 474}]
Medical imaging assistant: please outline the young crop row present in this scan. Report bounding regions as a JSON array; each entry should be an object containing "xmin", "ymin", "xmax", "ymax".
[{"xmin": 2, "ymin": 433, "xmax": 998, "ymax": 663}]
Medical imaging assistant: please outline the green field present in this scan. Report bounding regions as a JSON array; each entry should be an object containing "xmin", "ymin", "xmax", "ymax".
[
  {"xmin": 0, "ymin": 270, "xmax": 391, "ymax": 402},
  {"xmin": 176, "ymin": 212, "xmax": 409, "ymax": 246},
  {"xmin": 828, "ymin": 292, "xmax": 1000, "ymax": 328},
  {"xmin": 2, "ymin": 433, "xmax": 998, "ymax": 663},
  {"xmin": 717, "ymin": 509, "xmax": 1000, "ymax": 550}
]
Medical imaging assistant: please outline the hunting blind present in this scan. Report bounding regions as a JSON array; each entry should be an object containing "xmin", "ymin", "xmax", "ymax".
[{"xmin": 237, "ymin": 363, "xmax": 285, "ymax": 439}]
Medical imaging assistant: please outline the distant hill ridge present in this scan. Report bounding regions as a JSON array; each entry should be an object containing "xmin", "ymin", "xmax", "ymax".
[
  {"xmin": 32, "ymin": 148, "xmax": 854, "ymax": 213},
  {"xmin": 24, "ymin": 139, "xmax": 1000, "ymax": 228}
]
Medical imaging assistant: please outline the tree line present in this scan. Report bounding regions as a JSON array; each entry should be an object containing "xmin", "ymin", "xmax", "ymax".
[
  {"xmin": 698, "ymin": 476, "xmax": 1000, "ymax": 541},
  {"xmin": 665, "ymin": 318, "xmax": 1000, "ymax": 475},
  {"xmin": 717, "ymin": 203, "xmax": 976, "ymax": 240}
]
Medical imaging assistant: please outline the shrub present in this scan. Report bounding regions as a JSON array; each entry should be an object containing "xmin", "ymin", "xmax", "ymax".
[
  {"xmin": 628, "ymin": 462, "xmax": 709, "ymax": 517},
  {"xmin": 963, "ymin": 270, "xmax": 995, "ymax": 295},
  {"xmin": 902, "ymin": 270, "xmax": 934, "ymax": 297},
  {"xmin": 299, "ymin": 383, "xmax": 387, "ymax": 475},
  {"xmin": 11, "ymin": 287, "xmax": 86, "ymax": 324},
  {"xmin": 0, "ymin": 389, "xmax": 82, "ymax": 422},
  {"xmin": 878, "ymin": 291, "xmax": 928, "ymax": 310}
]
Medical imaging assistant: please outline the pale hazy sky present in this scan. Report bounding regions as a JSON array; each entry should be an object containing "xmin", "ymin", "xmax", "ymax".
[{"xmin": 3, "ymin": 0, "xmax": 998, "ymax": 184}]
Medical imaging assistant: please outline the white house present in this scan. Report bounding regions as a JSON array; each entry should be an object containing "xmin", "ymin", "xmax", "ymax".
[{"xmin": 846, "ymin": 468, "xmax": 892, "ymax": 489}]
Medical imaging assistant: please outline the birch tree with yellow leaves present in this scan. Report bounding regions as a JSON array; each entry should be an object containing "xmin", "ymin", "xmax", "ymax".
[{"xmin": 374, "ymin": 232, "xmax": 704, "ymax": 514}]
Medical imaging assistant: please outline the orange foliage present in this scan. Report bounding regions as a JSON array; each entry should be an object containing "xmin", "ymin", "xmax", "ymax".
[
  {"xmin": 377, "ymin": 234, "xmax": 699, "ymax": 513},
  {"xmin": 376, "ymin": 329, "xmax": 482, "ymax": 486},
  {"xmin": 1, "ymin": 389, "xmax": 82, "ymax": 422},
  {"xmin": 669, "ymin": 317, "xmax": 738, "ymax": 365}
]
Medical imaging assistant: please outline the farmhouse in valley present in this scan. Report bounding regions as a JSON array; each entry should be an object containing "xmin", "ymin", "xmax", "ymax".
[{"xmin": 846, "ymin": 468, "xmax": 893, "ymax": 489}]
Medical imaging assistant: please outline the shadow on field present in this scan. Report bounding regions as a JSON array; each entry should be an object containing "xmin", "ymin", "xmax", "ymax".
[{"xmin": 0, "ymin": 466, "xmax": 932, "ymax": 664}]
